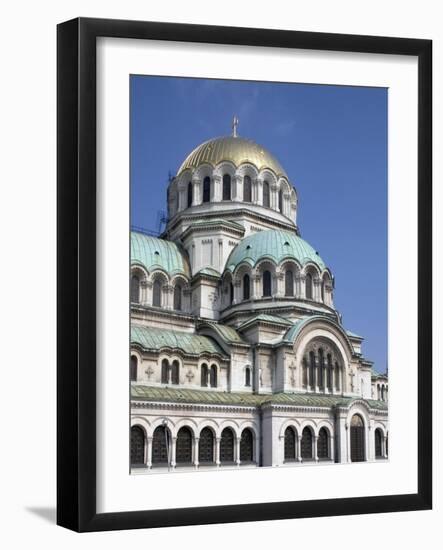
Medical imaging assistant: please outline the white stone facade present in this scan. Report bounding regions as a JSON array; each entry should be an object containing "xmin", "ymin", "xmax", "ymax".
[{"xmin": 130, "ymin": 131, "xmax": 388, "ymax": 472}]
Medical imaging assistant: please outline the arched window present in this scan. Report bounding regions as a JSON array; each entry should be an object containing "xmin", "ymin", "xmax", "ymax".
[
  {"xmin": 220, "ymin": 428, "xmax": 235, "ymax": 463},
  {"xmin": 130, "ymin": 355, "xmax": 137, "ymax": 381},
  {"xmin": 131, "ymin": 274, "xmax": 140, "ymax": 303},
  {"xmin": 222, "ymin": 174, "xmax": 231, "ymax": 200},
  {"xmin": 335, "ymin": 361, "xmax": 340, "ymax": 391},
  {"xmin": 243, "ymin": 273, "xmax": 250, "ymax": 300},
  {"xmin": 152, "ymin": 278, "xmax": 162, "ymax": 307},
  {"xmin": 305, "ymin": 273, "xmax": 313, "ymax": 300},
  {"xmin": 309, "ymin": 351, "xmax": 316, "ymax": 389},
  {"xmin": 240, "ymin": 429, "xmax": 254, "ymax": 463},
  {"xmin": 243, "ymin": 175, "xmax": 252, "ymax": 202},
  {"xmin": 301, "ymin": 427, "xmax": 313, "ymax": 459},
  {"xmin": 209, "ymin": 364, "xmax": 217, "ymax": 388},
  {"xmin": 278, "ymin": 188, "xmax": 283, "ymax": 213},
  {"xmin": 187, "ymin": 181, "xmax": 193, "ymax": 207},
  {"xmin": 327, "ymin": 354, "xmax": 333, "ymax": 391},
  {"xmin": 302, "ymin": 358, "xmax": 308, "ymax": 389},
  {"xmin": 386, "ymin": 434, "xmax": 389, "ymax": 456},
  {"xmin": 161, "ymin": 359, "xmax": 169, "ymax": 384},
  {"xmin": 284, "ymin": 427, "xmax": 296, "ymax": 462},
  {"xmin": 229, "ymin": 282, "xmax": 234, "ymax": 304},
  {"xmin": 173, "ymin": 284, "xmax": 182, "ymax": 311},
  {"xmin": 321, "ymin": 281, "xmax": 325, "ymax": 302},
  {"xmin": 263, "ymin": 181, "xmax": 270, "ymax": 207},
  {"xmin": 377, "ymin": 385, "xmax": 381, "ymax": 400},
  {"xmin": 381, "ymin": 386, "xmax": 385, "ymax": 401},
  {"xmin": 375, "ymin": 429, "xmax": 383, "ymax": 458},
  {"xmin": 171, "ymin": 360, "xmax": 179, "ymax": 385},
  {"xmin": 198, "ymin": 428, "xmax": 214, "ymax": 463},
  {"xmin": 245, "ymin": 367, "xmax": 251, "ymax": 387},
  {"xmin": 262, "ymin": 270, "xmax": 272, "ymax": 297},
  {"xmin": 152, "ymin": 426, "xmax": 169, "ymax": 465},
  {"xmin": 317, "ymin": 427, "xmax": 329, "ymax": 459},
  {"xmin": 130, "ymin": 426, "xmax": 145, "ymax": 465},
  {"xmin": 350, "ymin": 414, "xmax": 365, "ymax": 462},
  {"xmin": 176, "ymin": 427, "xmax": 193, "ymax": 464},
  {"xmin": 203, "ymin": 176, "xmax": 211, "ymax": 203},
  {"xmin": 201, "ymin": 363, "xmax": 208, "ymax": 387},
  {"xmin": 285, "ymin": 270, "xmax": 294, "ymax": 297},
  {"xmin": 318, "ymin": 348, "xmax": 324, "ymax": 390}
]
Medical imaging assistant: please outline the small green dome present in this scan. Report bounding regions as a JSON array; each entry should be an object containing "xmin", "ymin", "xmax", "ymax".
[
  {"xmin": 226, "ymin": 230, "xmax": 326, "ymax": 272},
  {"xmin": 131, "ymin": 232, "xmax": 191, "ymax": 277}
]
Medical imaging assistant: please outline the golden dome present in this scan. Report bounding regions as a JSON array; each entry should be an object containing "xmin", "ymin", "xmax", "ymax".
[{"xmin": 177, "ymin": 136, "xmax": 288, "ymax": 178}]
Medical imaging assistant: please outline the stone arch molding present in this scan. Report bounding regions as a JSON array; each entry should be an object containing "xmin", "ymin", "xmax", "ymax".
[
  {"xmin": 294, "ymin": 319, "xmax": 355, "ymax": 393},
  {"xmin": 294, "ymin": 319, "xmax": 355, "ymax": 364},
  {"xmin": 279, "ymin": 418, "xmax": 302, "ymax": 438}
]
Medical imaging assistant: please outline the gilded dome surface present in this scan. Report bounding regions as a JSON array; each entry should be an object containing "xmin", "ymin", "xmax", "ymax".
[
  {"xmin": 225, "ymin": 230, "xmax": 326, "ymax": 272},
  {"xmin": 177, "ymin": 136, "xmax": 288, "ymax": 178}
]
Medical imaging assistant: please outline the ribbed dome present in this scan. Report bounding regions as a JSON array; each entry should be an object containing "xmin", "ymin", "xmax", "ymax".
[
  {"xmin": 131, "ymin": 232, "xmax": 191, "ymax": 277},
  {"xmin": 178, "ymin": 136, "xmax": 288, "ymax": 178},
  {"xmin": 225, "ymin": 230, "xmax": 326, "ymax": 272}
]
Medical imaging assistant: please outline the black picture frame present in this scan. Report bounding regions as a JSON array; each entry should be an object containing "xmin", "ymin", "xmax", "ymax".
[{"xmin": 57, "ymin": 17, "xmax": 432, "ymax": 532}]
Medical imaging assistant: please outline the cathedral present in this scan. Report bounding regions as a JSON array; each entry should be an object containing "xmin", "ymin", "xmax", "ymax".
[{"xmin": 130, "ymin": 119, "xmax": 388, "ymax": 471}]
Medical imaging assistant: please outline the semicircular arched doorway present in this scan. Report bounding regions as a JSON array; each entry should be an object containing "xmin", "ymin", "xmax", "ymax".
[{"xmin": 350, "ymin": 414, "xmax": 365, "ymax": 462}]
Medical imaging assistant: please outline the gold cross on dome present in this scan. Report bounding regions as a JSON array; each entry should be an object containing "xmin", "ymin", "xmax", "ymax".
[{"xmin": 232, "ymin": 115, "xmax": 239, "ymax": 137}]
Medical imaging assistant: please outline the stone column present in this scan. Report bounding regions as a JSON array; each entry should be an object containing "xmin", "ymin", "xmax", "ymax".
[
  {"xmin": 178, "ymin": 186, "xmax": 186, "ymax": 211},
  {"xmin": 232, "ymin": 175, "xmax": 242, "ymax": 201},
  {"xmin": 283, "ymin": 192, "xmax": 290, "ymax": 217},
  {"xmin": 255, "ymin": 433, "xmax": 260, "ymax": 466},
  {"xmin": 192, "ymin": 178, "xmax": 200, "ymax": 206},
  {"xmin": 275, "ymin": 271, "xmax": 284, "ymax": 297},
  {"xmin": 164, "ymin": 284, "xmax": 173, "ymax": 310},
  {"xmin": 345, "ymin": 422, "xmax": 351, "ymax": 463},
  {"xmin": 313, "ymin": 278, "xmax": 321, "ymax": 301},
  {"xmin": 215, "ymin": 437, "xmax": 221, "ymax": 467},
  {"xmin": 146, "ymin": 436, "xmax": 153, "ymax": 469},
  {"xmin": 314, "ymin": 435, "xmax": 319, "ymax": 462},
  {"xmin": 271, "ymin": 184, "xmax": 278, "ymax": 210},
  {"xmin": 217, "ymin": 239, "xmax": 223, "ymax": 273},
  {"xmin": 272, "ymin": 274, "xmax": 279, "ymax": 297},
  {"xmin": 232, "ymin": 280, "xmax": 241, "ymax": 305},
  {"xmin": 329, "ymin": 434, "xmax": 334, "ymax": 462},
  {"xmin": 193, "ymin": 437, "xmax": 200, "ymax": 469},
  {"xmin": 255, "ymin": 178, "xmax": 263, "ymax": 205},
  {"xmin": 366, "ymin": 425, "xmax": 371, "ymax": 462},
  {"xmin": 291, "ymin": 201, "xmax": 297, "ymax": 222},
  {"xmin": 183, "ymin": 288, "xmax": 192, "ymax": 313},
  {"xmin": 252, "ymin": 274, "xmax": 261, "ymax": 299},
  {"xmin": 170, "ymin": 436, "xmax": 177, "ymax": 469},
  {"xmin": 299, "ymin": 274, "xmax": 306, "ymax": 299},
  {"xmin": 210, "ymin": 174, "xmax": 219, "ymax": 202},
  {"xmin": 140, "ymin": 280, "xmax": 150, "ymax": 306},
  {"xmin": 335, "ymin": 415, "xmax": 348, "ymax": 463},
  {"xmin": 315, "ymin": 358, "xmax": 319, "ymax": 392},
  {"xmin": 297, "ymin": 434, "xmax": 302, "ymax": 462},
  {"xmin": 236, "ymin": 437, "xmax": 241, "ymax": 466}
]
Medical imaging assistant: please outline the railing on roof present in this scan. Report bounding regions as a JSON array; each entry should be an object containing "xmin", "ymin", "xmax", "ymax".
[{"xmin": 131, "ymin": 225, "xmax": 160, "ymax": 237}]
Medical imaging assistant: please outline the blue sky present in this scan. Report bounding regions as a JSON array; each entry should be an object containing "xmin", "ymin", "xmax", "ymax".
[{"xmin": 130, "ymin": 76, "xmax": 387, "ymax": 373}]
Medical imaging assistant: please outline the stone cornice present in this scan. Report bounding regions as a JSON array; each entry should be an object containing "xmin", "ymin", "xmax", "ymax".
[
  {"xmin": 131, "ymin": 343, "xmax": 230, "ymax": 363},
  {"xmin": 181, "ymin": 222, "xmax": 245, "ymax": 240},
  {"xmin": 164, "ymin": 206, "xmax": 298, "ymax": 237},
  {"xmin": 132, "ymin": 400, "xmax": 258, "ymax": 414}
]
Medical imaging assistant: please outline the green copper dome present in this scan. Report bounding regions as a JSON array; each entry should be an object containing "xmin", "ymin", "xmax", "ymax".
[
  {"xmin": 131, "ymin": 231, "xmax": 191, "ymax": 277},
  {"xmin": 225, "ymin": 230, "xmax": 326, "ymax": 272}
]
